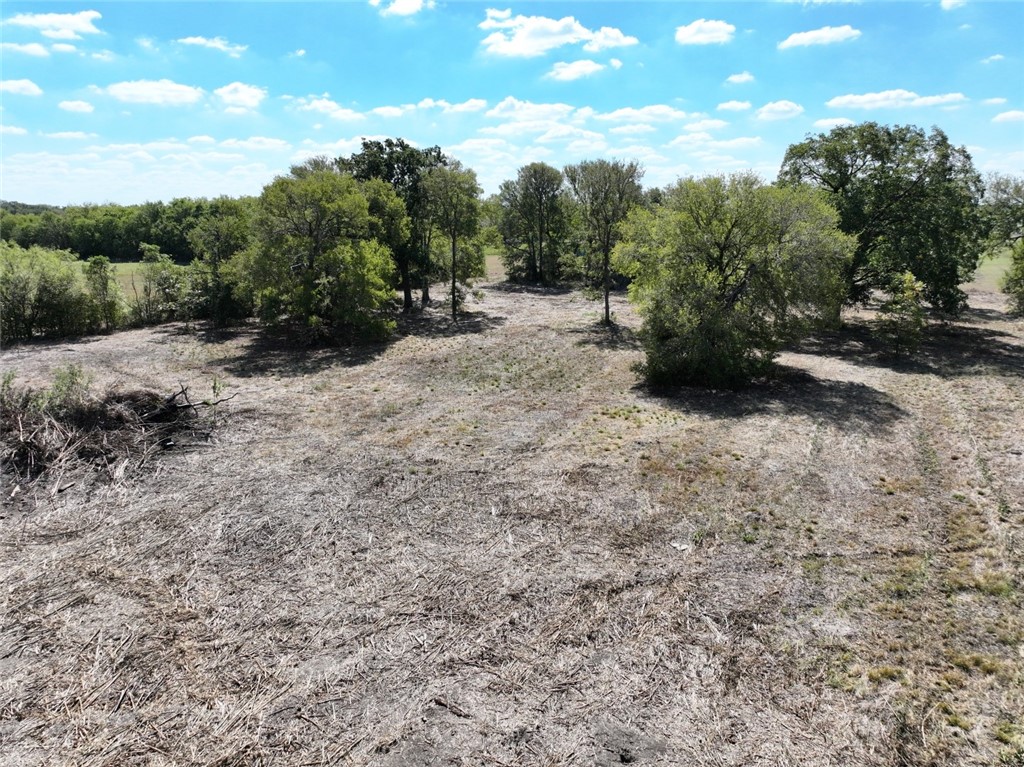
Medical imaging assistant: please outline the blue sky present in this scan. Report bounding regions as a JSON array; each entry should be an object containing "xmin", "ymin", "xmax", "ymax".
[{"xmin": 1, "ymin": 1, "xmax": 1022, "ymax": 205}]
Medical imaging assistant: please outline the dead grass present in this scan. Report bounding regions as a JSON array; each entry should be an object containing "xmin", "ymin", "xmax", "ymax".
[{"xmin": 1, "ymin": 282, "xmax": 1021, "ymax": 766}]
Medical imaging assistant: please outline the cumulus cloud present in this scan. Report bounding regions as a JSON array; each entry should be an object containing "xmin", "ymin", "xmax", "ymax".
[
  {"xmin": 298, "ymin": 96, "xmax": 365, "ymax": 121},
  {"xmin": 59, "ymin": 100, "xmax": 95, "ymax": 113},
  {"xmin": 52, "ymin": 43, "xmax": 77, "ymax": 53},
  {"xmin": 813, "ymin": 117, "xmax": 855, "ymax": 129},
  {"xmin": 4, "ymin": 10, "xmax": 102, "ymax": 40},
  {"xmin": 717, "ymin": 100, "xmax": 751, "ymax": 111},
  {"xmin": 983, "ymin": 97, "xmax": 1007, "ymax": 105},
  {"xmin": 546, "ymin": 60, "xmax": 606, "ymax": 81},
  {"xmin": 675, "ymin": 19, "xmax": 735, "ymax": 45},
  {"xmin": 666, "ymin": 132, "xmax": 762, "ymax": 150},
  {"xmin": 609, "ymin": 124, "xmax": 656, "ymax": 135},
  {"xmin": 756, "ymin": 100, "xmax": 805, "ymax": 120},
  {"xmin": 993, "ymin": 111, "xmax": 1024, "ymax": 123},
  {"xmin": 177, "ymin": 36, "xmax": 247, "ymax": 57},
  {"xmin": 0, "ymin": 79, "xmax": 44, "ymax": 96},
  {"xmin": 371, "ymin": 105, "xmax": 415, "ymax": 117},
  {"xmin": 418, "ymin": 97, "xmax": 488, "ymax": 113},
  {"xmin": 215, "ymin": 82, "xmax": 267, "ymax": 113},
  {"xmin": 1, "ymin": 42, "xmax": 50, "ymax": 56},
  {"xmin": 685, "ymin": 118, "xmax": 728, "ymax": 131},
  {"xmin": 778, "ymin": 25, "xmax": 861, "ymax": 49},
  {"xmin": 221, "ymin": 136, "xmax": 291, "ymax": 151},
  {"xmin": 826, "ymin": 89, "xmax": 967, "ymax": 109},
  {"xmin": 486, "ymin": 96, "xmax": 576, "ymax": 122},
  {"xmin": 596, "ymin": 105, "xmax": 689, "ymax": 122},
  {"xmin": 1, "ymin": 125, "xmax": 29, "ymax": 135},
  {"xmin": 370, "ymin": 0, "xmax": 436, "ymax": 16},
  {"xmin": 725, "ymin": 71, "xmax": 754, "ymax": 85},
  {"xmin": 941, "ymin": 0, "xmax": 966, "ymax": 9},
  {"xmin": 479, "ymin": 8, "xmax": 637, "ymax": 57},
  {"xmin": 47, "ymin": 131, "xmax": 98, "ymax": 139},
  {"xmin": 981, "ymin": 54, "xmax": 1004, "ymax": 64},
  {"xmin": 105, "ymin": 79, "xmax": 204, "ymax": 105}
]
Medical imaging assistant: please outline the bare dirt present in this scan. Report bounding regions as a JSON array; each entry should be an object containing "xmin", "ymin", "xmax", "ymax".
[{"xmin": 2, "ymin": 278, "xmax": 1022, "ymax": 766}]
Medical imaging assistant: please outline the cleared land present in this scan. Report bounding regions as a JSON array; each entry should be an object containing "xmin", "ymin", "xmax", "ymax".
[{"xmin": 1, "ymin": 274, "xmax": 1022, "ymax": 766}]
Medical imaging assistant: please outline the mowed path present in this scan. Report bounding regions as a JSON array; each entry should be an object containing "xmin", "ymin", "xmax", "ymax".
[{"xmin": 2, "ymin": 282, "xmax": 1022, "ymax": 766}]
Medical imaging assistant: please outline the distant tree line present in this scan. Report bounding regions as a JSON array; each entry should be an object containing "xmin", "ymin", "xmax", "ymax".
[{"xmin": 2, "ymin": 122, "xmax": 1022, "ymax": 388}]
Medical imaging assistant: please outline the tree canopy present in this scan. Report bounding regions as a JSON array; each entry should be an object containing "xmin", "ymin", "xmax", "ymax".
[
  {"xmin": 616, "ymin": 173, "xmax": 854, "ymax": 388},
  {"xmin": 778, "ymin": 122, "xmax": 986, "ymax": 315},
  {"xmin": 497, "ymin": 162, "xmax": 570, "ymax": 284}
]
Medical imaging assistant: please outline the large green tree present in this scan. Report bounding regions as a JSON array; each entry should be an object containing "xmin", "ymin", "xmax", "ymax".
[
  {"xmin": 616, "ymin": 173, "xmax": 854, "ymax": 389},
  {"xmin": 564, "ymin": 159, "xmax": 644, "ymax": 324},
  {"xmin": 984, "ymin": 174, "xmax": 1024, "ymax": 314},
  {"xmin": 778, "ymin": 122, "xmax": 986, "ymax": 315},
  {"xmin": 423, "ymin": 160, "xmax": 481, "ymax": 319},
  {"xmin": 339, "ymin": 138, "xmax": 447, "ymax": 310},
  {"xmin": 498, "ymin": 162, "xmax": 569, "ymax": 284},
  {"xmin": 242, "ymin": 163, "xmax": 394, "ymax": 341}
]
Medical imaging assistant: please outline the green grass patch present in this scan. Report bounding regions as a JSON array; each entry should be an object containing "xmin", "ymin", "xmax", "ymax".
[{"xmin": 966, "ymin": 250, "xmax": 1012, "ymax": 294}]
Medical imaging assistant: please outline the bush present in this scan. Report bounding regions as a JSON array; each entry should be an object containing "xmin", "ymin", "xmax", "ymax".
[
  {"xmin": 876, "ymin": 271, "xmax": 926, "ymax": 356},
  {"xmin": 1002, "ymin": 241, "xmax": 1024, "ymax": 316},
  {"xmin": 0, "ymin": 241, "xmax": 92, "ymax": 342},
  {"xmin": 616, "ymin": 174, "xmax": 853, "ymax": 388},
  {"xmin": 129, "ymin": 244, "xmax": 186, "ymax": 325}
]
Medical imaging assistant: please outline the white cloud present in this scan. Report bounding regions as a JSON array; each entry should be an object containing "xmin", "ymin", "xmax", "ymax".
[
  {"xmin": 675, "ymin": 19, "xmax": 735, "ymax": 45},
  {"xmin": 215, "ymin": 82, "xmax": 267, "ymax": 113},
  {"xmin": 221, "ymin": 136, "xmax": 291, "ymax": 151},
  {"xmin": 778, "ymin": 25, "xmax": 861, "ymax": 49},
  {"xmin": 486, "ymin": 96, "xmax": 576, "ymax": 122},
  {"xmin": 188, "ymin": 135, "xmax": 217, "ymax": 144},
  {"xmin": 59, "ymin": 100, "xmax": 95, "ymax": 113},
  {"xmin": 479, "ymin": 9, "xmax": 636, "ymax": 57},
  {"xmin": 941, "ymin": 0, "xmax": 966, "ymax": 9},
  {"xmin": 610, "ymin": 58, "xmax": 623, "ymax": 69},
  {"xmin": 536, "ymin": 124, "xmax": 604, "ymax": 143},
  {"xmin": 4, "ymin": 10, "xmax": 102, "ymax": 40},
  {"xmin": 298, "ymin": 96, "xmax": 365, "ymax": 121},
  {"xmin": 717, "ymin": 100, "xmax": 751, "ymax": 111},
  {"xmin": 47, "ymin": 131, "xmax": 98, "ymax": 139},
  {"xmin": 756, "ymin": 100, "xmax": 805, "ymax": 120},
  {"xmin": 609, "ymin": 124, "xmax": 656, "ymax": 135},
  {"xmin": 91, "ymin": 50, "xmax": 115, "ymax": 62},
  {"xmin": 418, "ymin": 97, "xmax": 488, "ymax": 113},
  {"xmin": 725, "ymin": 71, "xmax": 754, "ymax": 85},
  {"xmin": 1, "ymin": 42, "xmax": 50, "ymax": 57},
  {"xmin": 596, "ymin": 105, "xmax": 689, "ymax": 122},
  {"xmin": 993, "ymin": 111, "xmax": 1024, "ymax": 123},
  {"xmin": 685, "ymin": 118, "xmax": 728, "ymax": 131},
  {"xmin": 0, "ymin": 79, "xmax": 44, "ymax": 96},
  {"xmin": 291, "ymin": 49, "xmax": 306, "ymax": 57},
  {"xmin": 981, "ymin": 54, "xmax": 1004, "ymax": 64},
  {"xmin": 1, "ymin": 126, "xmax": 29, "ymax": 135},
  {"xmin": 583, "ymin": 27, "xmax": 639, "ymax": 52},
  {"xmin": 826, "ymin": 89, "xmax": 967, "ymax": 109},
  {"xmin": 983, "ymin": 97, "xmax": 1008, "ymax": 105},
  {"xmin": 370, "ymin": 0, "xmax": 436, "ymax": 16},
  {"xmin": 105, "ymin": 79, "xmax": 204, "ymax": 105},
  {"xmin": 546, "ymin": 60, "xmax": 605, "ymax": 81},
  {"xmin": 813, "ymin": 117, "xmax": 855, "ymax": 129},
  {"xmin": 666, "ymin": 132, "xmax": 762, "ymax": 150},
  {"xmin": 52, "ymin": 43, "xmax": 77, "ymax": 53},
  {"xmin": 177, "ymin": 36, "xmax": 247, "ymax": 58},
  {"xmin": 371, "ymin": 105, "xmax": 414, "ymax": 117}
]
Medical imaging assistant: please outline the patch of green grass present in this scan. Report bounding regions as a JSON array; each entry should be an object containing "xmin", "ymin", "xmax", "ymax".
[{"xmin": 967, "ymin": 250, "xmax": 1012, "ymax": 293}]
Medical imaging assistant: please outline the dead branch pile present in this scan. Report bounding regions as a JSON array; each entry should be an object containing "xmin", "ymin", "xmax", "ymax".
[{"xmin": 1, "ymin": 382, "xmax": 234, "ymax": 485}]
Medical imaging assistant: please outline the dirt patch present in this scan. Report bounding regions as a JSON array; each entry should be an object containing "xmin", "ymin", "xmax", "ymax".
[{"xmin": 2, "ymin": 283, "xmax": 1022, "ymax": 765}]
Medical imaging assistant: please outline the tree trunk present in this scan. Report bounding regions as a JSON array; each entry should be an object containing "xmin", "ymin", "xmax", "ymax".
[
  {"xmin": 603, "ymin": 248, "xmax": 611, "ymax": 325},
  {"xmin": 451, "ymin": 237, "xmax": 458, "ymax": 320},
  {"xmin": 400, "ymin": 262, "xmax": 413, "ymax": 312}
]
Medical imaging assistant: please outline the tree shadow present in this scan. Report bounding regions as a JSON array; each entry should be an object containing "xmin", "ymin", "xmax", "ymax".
[
  {"xmin": 792, "ymin": 318, "xmax": 1023, "ymax": 379},
  {"xmin": 569, "ymin": 322, "xmax": 643, "ymax": 352},
  {"xmin": 208, "ymin": 329, "xmax": 389, "ymax": 378},
  {"xmin": 396, "ymin": 307, "xmax": 507, "ymax": 339},
  {"xmin": 641, "ymin": 366, "xmax": 907, "ymax": 435},
  {"xmin": 485, "ymin": 281, "xmax": 575, "ymax": 296}
]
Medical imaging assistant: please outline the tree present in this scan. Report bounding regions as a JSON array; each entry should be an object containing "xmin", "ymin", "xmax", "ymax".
[
  {"xmin": 423, "ymin": 160, "xmax": 481, "ymax": 319},
  {"xmin": 498, "ymin": 162, "xmax": 569, "ymax": 284},
  {"xmin": 615, "ymin": 173, "xmax": 854, "ymax": 389},
  {"xmin": 84, "ymin": 255, "xmax": 124, "ymax": 332},
  {"xmin": 242, "ymin": 165, "xmax": 395, "ymax": 341},
  {"xmin": 186, "ymin": 196, "xmax": 254, "ymax": 326},
  {"xmin": 779, "ymin": 122, "xmax": 986, "ymax": 315},
  {"xmin": 985, "ymin": 175, "xmax": 1024, "ymax": 314},
  {"xmin": 564, "ymin": 159, "xmax": 644, "ymax": 324},
  {"xmin": 339, "ymin": 138, "xmax": 448, "ymax": 310}
]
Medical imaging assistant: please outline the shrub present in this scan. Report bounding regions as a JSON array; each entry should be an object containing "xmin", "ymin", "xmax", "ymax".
[{"xmin": 0, "ymin": 241, "xmax": 91, "ymax": 342}]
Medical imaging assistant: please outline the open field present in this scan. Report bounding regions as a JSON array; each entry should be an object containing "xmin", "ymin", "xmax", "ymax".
[
  {"xmin": 966, "ymin": 251, "xmax": 1012, "ymax": 294},
  {"xmin": 1, "ymin": 278, "xmax": 1022, "ymax": 765}
]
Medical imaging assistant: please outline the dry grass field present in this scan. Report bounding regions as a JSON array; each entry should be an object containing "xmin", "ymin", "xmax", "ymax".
[{"xmin": 2, "ymin": 269, "xmax": 1022, "ymax": 766}]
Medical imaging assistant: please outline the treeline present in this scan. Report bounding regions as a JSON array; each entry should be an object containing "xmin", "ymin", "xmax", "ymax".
[{"xmin": 2, "ymin": 123, "xmax": 1022, "ymax": 388}]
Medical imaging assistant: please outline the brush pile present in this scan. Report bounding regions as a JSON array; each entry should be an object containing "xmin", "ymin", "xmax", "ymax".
[{"xmin": 1, "ymin": 365, "xmax": 233, "ymax": 491}]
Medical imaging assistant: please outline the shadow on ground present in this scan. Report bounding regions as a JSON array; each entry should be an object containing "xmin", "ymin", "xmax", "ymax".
[
  {"xmin": 397, "ymin": 307, "xmax": 507, "ymax": 339},
  {"xmin": 793, "ymin": 318, "xmax": 1023, "ymax": 379},
  {"xmin": 485, "ymin": 281, "xmax": 576, "ymax": 296},
  {"xmin": 645, "ymin": 367, "xmax": 907, "ymax": 435},
  {"xmin": 569, "ymin": 322, "xmax": 643, "ymax": 352}
]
